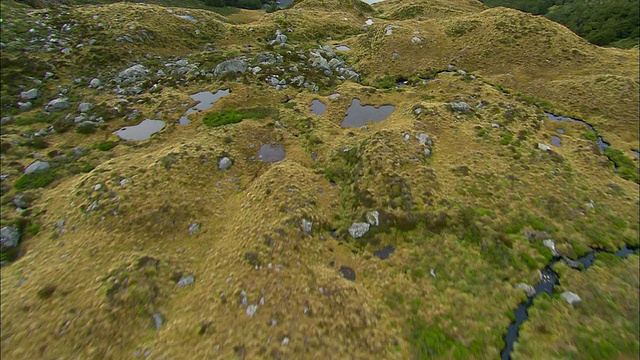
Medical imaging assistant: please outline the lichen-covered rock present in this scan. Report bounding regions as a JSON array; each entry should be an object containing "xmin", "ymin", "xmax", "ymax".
[
  {"xmin": 560, "ymin": 291, "xmax": 581, "ymax": 306},
  {"xmin": 1, "ymin": 226, "xmax": 20, "ymax": 248},
  {"xmin": 20, "ymin": 88, "xmax": 40, "ymax": 100},
  {"xmin": 117, "ymin": 64, "xmax": 148, "ymax": 84},
  {"xmin": 218, "ymin": 157, "xmax": 232, "ymax": 170},
  {"xmin": 516, "ymin": 283, "xmax": 536, "ymax": 297},
  {"xmin": 348, "ymin": 222, "xmax": 370, "ymax": 239},
  {"xmin": 24, "ymin": 160, "xmax": 50, "ymax": 174},
  {"xmin": 450, "ymin": 102, "xmax": 470, "ymax": 113},
  {"xmin": 366, "ymin": 211, "xmax": 379, "ymax": 226},
  {"xmin": 45, "ymin": 98, "xmax": 70, "ymax": 112},
  {"xmin": 214, "ymin": 58, "xmax": 247, "ymax": 77}
]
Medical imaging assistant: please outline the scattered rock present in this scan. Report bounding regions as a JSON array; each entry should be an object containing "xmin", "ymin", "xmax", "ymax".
[
  {"xmin": 417, "ymin": 133, "xmax": 433, "ymax": 146},
  {"xmin": 188, "ymin": 223, "xmax": 200, "ymax": 234},
  {"xmin": 563, "ymin": 257, "xmax": 582, "ymax": 270},
  {"xmin": 543, "ymin": 239, "xmax": 559, "ymax": 257},
  {"xmin": 246, "ymin": 304, "xmax": 258, "ymax": 317},
  {"xmin": 43, "ymin": 72, "xmax": 55, "ymax": 80},
  {"xmin": 78, "ymin": 102, "xmax": 93, "ymax": 113},
  {"xmin": 281, "ymin": 337, "xmax": 290, "ymax": 346},
  {"xmin": 45, "ymin": 98, "xmax": 70, "ymax": 112},
  {"xmin": 366, "ymin": 211, "xmax": 379, "ymax": 226},
  {"xmin": 152, "ymin": 313, "xmax": 163, "ymax": 330},
  {"xmin": 176, "ymin": 14, "xmax": 198, "ymax": 23},
  {"xmin": 18, "ymin": 102, "xmax": 33, "ymax": 111},
  {"xmin": 20, "ymin": 88, "xmax": 40, "ymax": 100},
  {"xmin": 537, "ymin": 143, "xmax": 551, "ymax": 151},
  {"xmin": 491, "ymin": 123, "xmax": 500, "ymax": 128},
  {"xmin": 214, "ymin": 58, "xmax": 247, "ymax": 78},
  {"xmin": 411, "ymin": 36, "xmax": 422, "ymax": 44},
  {"xmin": 177, "ymin": 275, "xmax": 195, "ymax": 287},
  {"xmin": 339, "ymin": 266, "xmax": 356, "ymax": 281},
  {"xmin": 24, "ymin": 160, "xmax": 50, "ymax": 174},
  {"xmin": 218, "ymin": 157, "xmax": 232, "ymax": 170},
  {"xmin": 348, "ymin": 222, "xmax": 370, "ymax": 239},
  {"xmin": 13, "ymin": 193, "xmax": 35, "ymax": 208},
  {"xmin": 450, "ymin": 102, "xmax": 470, "ymax": 113},
  {"xmin": 560, "ymin": 291, "xmax": 581, "ymax": 306},
  {"xmin": 117, "ymin": 64, "xmax": 148, "ymax": 84},
  {"xmin": 270, "ymin": 29, "xmax": 287, "ymax": 45},
  {"xmin": 302, "ymin": 219, "xmax": 312, "ymax": 234},
  {"xmin": 1, "ymin": 226, "xmax": 20, "ymax": 248},
  {"xmin": 89, "ymin": 78, "xmax": 101, "ymax": 88},
  {"xmin": 516, "ymin": 283, "xmax": 536, "ymax": 297}
]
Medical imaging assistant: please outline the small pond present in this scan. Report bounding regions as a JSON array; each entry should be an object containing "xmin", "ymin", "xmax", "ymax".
[
  {"xmin": 179, "ymin": 89, "xmax": 230, "ymax": 125},
  {"xmin": 341, "ymin": 99, "xmax": 395, "ymax": 128},
  {"xmin": 373, "ymin": 246, "xmax": 395, "ymax": 260},
  {"xmin": 556, "ymin": 129, "xmax": 565, "ymax": 134},
  {"xmin": 258, "ymin": 144, "xmax": 286, "ymax": 163},
  {"xmin": 112, "ymin": 119, "xmax": 165, "ymax": 141},
  {"xmin": 310, "ymin": 99, "xmax": 327, "ymax": 115},
  {"xmin": 550, "ymin": 135, "xmax": 562, "ymax": 147},
  {"xmin": 335, "ymin": 45, "xmax": 351, "ymax": 52}
]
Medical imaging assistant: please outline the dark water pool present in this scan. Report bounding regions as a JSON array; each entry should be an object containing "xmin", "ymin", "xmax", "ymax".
[
  {"xmin": 341, "ymin": 99, "xmax": 395, "ymax": 128},
  {"xmin": 179, "ymin": 89, "xmax": 230, "ymax": 125},
  {"xmin": 113, "ymin": 119, "xmax": 165, "ymax": 140},
  {"xmin": 258, "ymin": 144, "xmax": 286, "ymax": 163},
  {"xmin": 310, "ymin": 99, "xmax": 327, "ymax": 115}
]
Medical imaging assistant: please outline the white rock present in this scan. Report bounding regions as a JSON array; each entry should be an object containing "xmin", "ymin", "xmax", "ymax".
[
  {"xmin": 348, "ymin": 222, "xmax": 370, "ymax": 239},
  {"xmin": 537, "ymin": 143, "xmax": 551, "ymax": 151},
  {"xmin": 366, "ymin": 211, "xmax": 379, "ymax": 226},
  {"xmin": 543, "ymin": 239, "xmax": 559, "ymax": 257},
  {"xmin": 560, "ymin": 291, "xmax": 581, "ymax": 306}
]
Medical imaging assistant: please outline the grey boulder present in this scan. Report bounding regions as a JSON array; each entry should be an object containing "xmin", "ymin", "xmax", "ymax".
[
  {"xmin": 1, "ymin": 226, "xmax": 20, "ymax": 248},
  {"xmin": 24, "ymin": 160, "xmax": 50, "ymax": 175},
  {"xmin": 218, "ymin": 157, "xmax": 232, "ymax": 170},
  {"xmin": 348, "ymin": 222, "xmax": 370, "ymax": 239},
  {"xmin": 214, "ymin": 58, "xmax": 247, "ymax": 77},
  {"xmin": 20, "ymin": 88, "xmax": 40, "ymax": 100},
  {"xmin": 45, "ymin": 98, "xmax": 70, "ymax": 112},
  {"xmin": 117, "ymin": 64, "xmax": 148, "ymax": 84},
  {"xmin": 560, "ymin": 291, "xmax": 581, "ymax": 306},
  {"xmin": 450, "ymin": 102, "xmax": 470, "ymax": 113}
]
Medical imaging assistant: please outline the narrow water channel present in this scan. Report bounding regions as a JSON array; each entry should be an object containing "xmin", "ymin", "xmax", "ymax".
[{"xmin": 500, "ymin": 244, "xmax": 638, "ymax": 359}]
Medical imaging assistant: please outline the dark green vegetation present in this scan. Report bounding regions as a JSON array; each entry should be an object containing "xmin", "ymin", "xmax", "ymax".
[
  {"xmin": 605, "ymin": 147, "xmax": 639, "ymax": 183},
  {"xmin": 482, "ymin": 0, "xmax": 639, "ymax": 47},
  {"xmin": 202, "ymin": 0, "xmax": 270, "ymax": 10},
  {"xmin": 13, "ymin": 170, "xmax": 56, "ymax": 190},
  {"xmin": 203, "ymin": 107, "xmax": 277, "ymax": 128}
]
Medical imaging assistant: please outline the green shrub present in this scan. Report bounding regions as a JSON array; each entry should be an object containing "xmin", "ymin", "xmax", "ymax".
[
  {"xmin": 203, "ymin": 107, "xmax": 277, "ymax": 128},
  {"xmin": 14, "ymin": 170, "xmax": 56, "ymax": 190},
  {"xmin": 203, "ymin": 109, "xmax": 243, "ymax": 128},
  {"xmin": 76, "ymin": 123, "xmax": 96, "ymax": 134},
  {"xmin": 81, "ymin": 164, "xmax": 95, "ymax": 173},
  {"xmin": 95, "ymin": 141, "xmax": 118, "ymax": 151}
]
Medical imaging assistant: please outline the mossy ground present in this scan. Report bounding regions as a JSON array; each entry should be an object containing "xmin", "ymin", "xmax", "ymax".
[{"xmin": 1, "ymin": 0, "xmax": 638, "ymax": 359}]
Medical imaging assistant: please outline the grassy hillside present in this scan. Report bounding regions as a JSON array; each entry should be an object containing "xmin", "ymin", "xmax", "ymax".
[{"xmin": 1, "ymin": 0, "xmax": 638, "ymax": 359}]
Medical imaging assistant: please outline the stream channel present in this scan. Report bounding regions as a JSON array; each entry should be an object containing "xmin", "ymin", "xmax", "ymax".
[{"xmin": 500, "ymin": 244, "xmax": 639, "ymax": 359}]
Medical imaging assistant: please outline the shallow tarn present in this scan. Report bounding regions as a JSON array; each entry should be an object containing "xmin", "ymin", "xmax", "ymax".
[
  {"xmin": 179, "ymin": 89, "xmax": 230, "ymax": 125},
  {"xmin": 341, "ymin": 99, "xmax": 395, "ymax": 128},
  {"xmin": 113, "ymin": 119, "xmax": 165, "ymax": 140},
  {"xmin": 258, "ymin": 144, "xmax": 286, "ymax": 163},
  {"xmin": 310, "ymin": 99, "xmax": 326, "ymax": 115}
]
